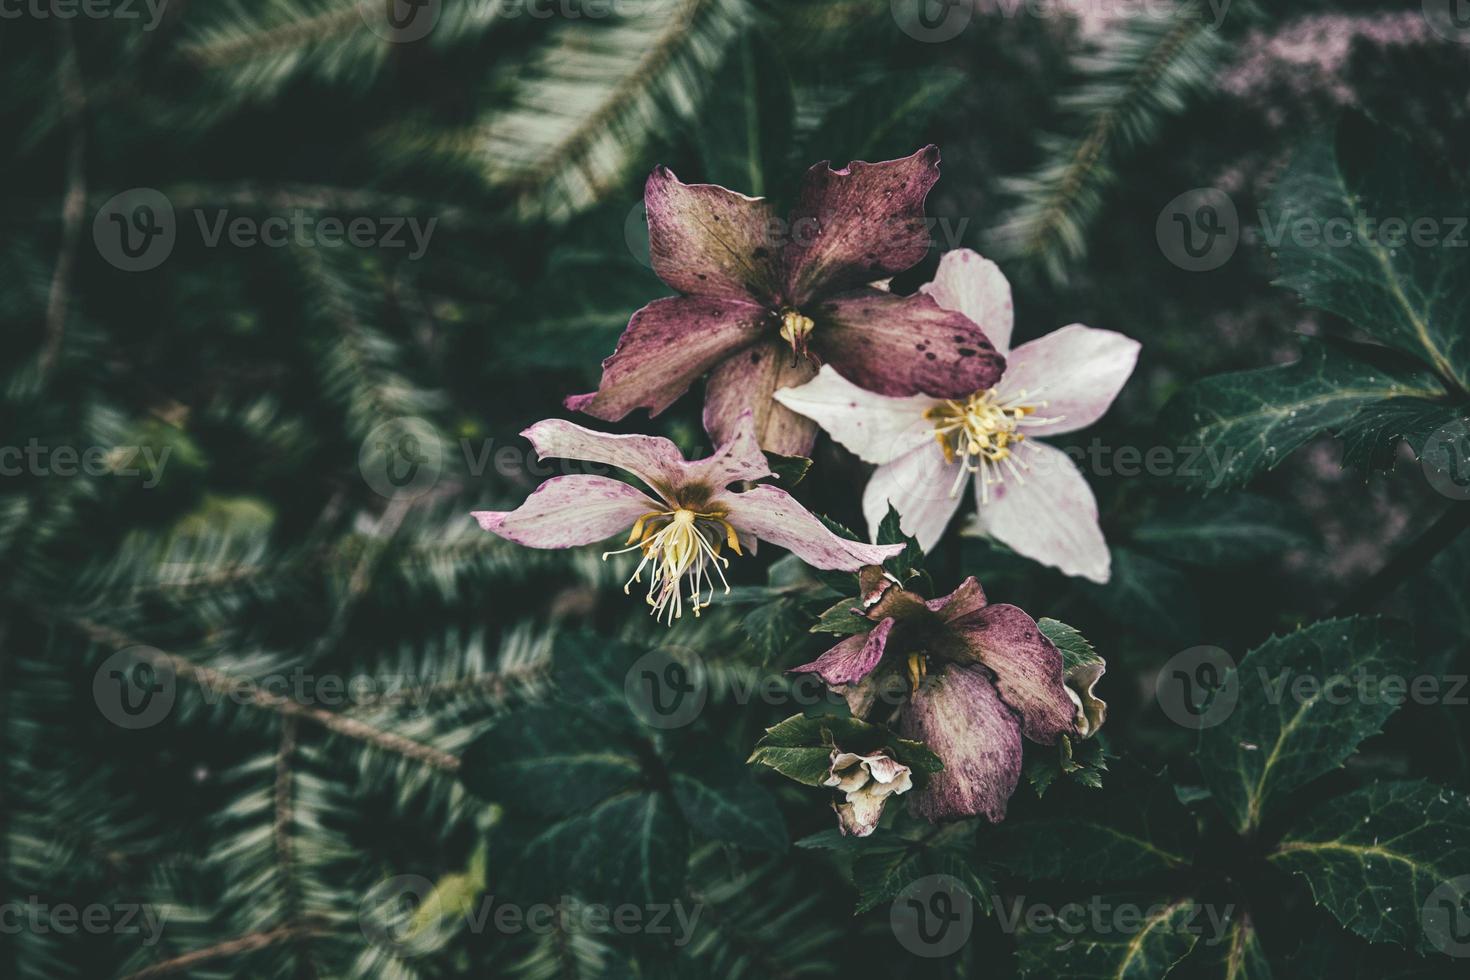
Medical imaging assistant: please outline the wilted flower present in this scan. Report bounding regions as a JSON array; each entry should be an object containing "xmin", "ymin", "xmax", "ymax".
[
  {"xmin": 775, "ymin": 248, "xmax": 1139, "ymax": 582},
  {"xmin": 566, "ymin": 148, "xmax": 1005, "ymax": 456},
  {"xmin": 824, "ymin": 749, "xmax": 913, "ymax": 837},
  {"xmin": 472, "ymin": 411, "xmax": 902, "ymax": 624},
  {"xmin": 793, "ymin": 569, "xmax": 1085, "ymax": 823},
  {"xmin": 1065, "ymin": 659, "xmax": 1108, "ymax": 739}
]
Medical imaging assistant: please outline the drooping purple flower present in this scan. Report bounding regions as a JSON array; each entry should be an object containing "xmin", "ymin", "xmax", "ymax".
[
  {"xmin": 472, "ymin": 411, "xmax": 903, "ymax": 624},
  {"xmin": 791, "ymin": 569, "xmax": 1085, "ymax": 823},
  {"xmin": 565, "ymin": 148, "xmax": 1006, "ymax": 456},
  {"xmin": 775, "ymin": 248, "xmax": 1139, "ymax": 582}
]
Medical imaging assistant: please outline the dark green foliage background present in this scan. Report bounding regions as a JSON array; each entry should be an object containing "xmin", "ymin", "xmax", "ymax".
[{"xmin": 2, "ymin": 1, "xmax": 1468, "ymax": 977}]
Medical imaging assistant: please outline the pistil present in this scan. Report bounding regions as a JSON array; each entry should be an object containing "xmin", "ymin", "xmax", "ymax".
[
  {"xmin": 924, "ymin": 388, "xmax": 1063, "ymax": 502},
  {"xmin": 778, "ymin": 309, "xmax": 815, "ymax": 362},
  {"xmin": 602, "ymin": 507, "xmax": 741, "ymax": 625}
]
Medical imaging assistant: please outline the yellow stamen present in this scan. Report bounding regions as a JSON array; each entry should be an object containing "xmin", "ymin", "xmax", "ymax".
[
  {"xmin": 602, "ymin": 506, "xmax": 740, "ymax": 625},
  {"xmin": 906, "ymin": 652, "xmax": 927, "ymax": 694},
  {"xmin": 923, "ymin": 387, "xmax": 1064, "ymax": 503},
  {"xmin": 778, "ymin": 309, "xmax": 815, "ymax": 361}
]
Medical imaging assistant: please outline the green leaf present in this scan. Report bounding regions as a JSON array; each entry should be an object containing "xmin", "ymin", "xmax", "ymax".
[
  {"xmin": 809, "ymin": 596, "xmax": 874, "ymax": 636},
  {"xmin": 1159, "ymin": 338, "xmax": 1445, "ymax": 491},
  {"xmin": 876, "ymin": 503, "xmax": 930, "ymax": 589},
  {"xmin": 1015, "ymin": 895, "xmax": 1202, "ymax": 980},
  {"xmin": 802, "ymin": 68, "xmax": 964, "ymax": 169},
  {"xmin": 1336, "ymin": 398, "xmax": 1464, "ymax": 471},
  {"xmin": 1197, "ymin": 616, "xmax": 1415, "ymax": 834},
  {"xmin": 1269, "ymin": 780, "xmax": 1470, "ymax": 956},
  {"xmin": 460, "ymin": 705, "xmax": 643, "ymax": 817},
  {"xmin": 741, "ymin": 597, "xmax": 806, "ymax": 661},
  {"xmin": 1169, "ymin": 907, "xmax": 1273, "ymax": 980},
  {"xmin": 1082, "ymin": 547, "xmax": 1200, "ymax": 647},
  {"xmin": 988, "ymin": 765, "xmax": 1194, "ymax": 881},
  {"xmin": 747, "ymin": 713, "xmax": 941, "ymax": 788},
  {"xmin": 670, "ymin": 737, "xmax": 787, "ymax": 852},
  {"xmin": 1037, "ymin": 617, "xmax": 1103, "ymax": 674},
  {"xmin": 508, "ymin": 791, "xmax": 688, "ymax": 907},
  {"xmin": 1131, "ymin": 493, "xmax": 1313, "ymax": 566},
  {"xmin": 1270, "ymin": 116, "xmax": 1470, "ymax": 390},
  {"xmin": 760, "ymin": 450, "xmax": 812, "ymax": 488},
  {"xmin": 696, "ymin": 32, "xmax": 793, "ymax": 197},
  {"xmin": 852, "ymin": 842, "xmax": 994, "ymax": 915}
]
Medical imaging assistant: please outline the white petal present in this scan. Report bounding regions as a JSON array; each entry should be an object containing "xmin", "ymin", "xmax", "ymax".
[
  {"xmin": 921, "ymin": 248, "xmax": 1015, "ymax": 355},
  {"xmin": 972, "ymin": 440, "xmax": 1111, "ymax": 583},
  {"xmin": 862, "ymin": 446, "xmax": 966, "ymax": 553},
  {"xmin": 773, "ymin": 365, "xmax": 936, "ymax": 466},
  {"xmin": 998, "ymin": 325, "xmax": 1139, "ymax": 436}
]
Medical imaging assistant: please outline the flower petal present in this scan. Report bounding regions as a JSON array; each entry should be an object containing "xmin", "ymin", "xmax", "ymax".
[
  {"xmin": 949, "ymin": 604, "xmax": 1076, "ymax": 744},
  {"xmin": 703, "ymin": 341, "xmax": 819, "ymax": 456},
  {"xmin": 1067, "ymin": 660, "xmax": 1108, "ymax": 739},
  {"xmin": 972, "ymin": 440, "xmax": 1111, "ymax": 583},
  {"xmin": 998, "ymin": 324, "xmax": 1139, "ymax": 435},
  {"xmin": 783, "ymin": 145, "xmax": 941, "ymax": 301},
  {"xmin": 681, "ymin": 408, "xmax": 772, "ymax": 489},
  {"xmin": 816, "ymin": 288, "xmax": 1005, "ymax": 398},
  {"xmin": 901, "ymin": 664, "xmax": 1022, "ymax": 823},
  {"xmin": 718, "ymin": 484, "xmax": 905, "ymax": 570},
  {"xmin": 645, "ymin": 166, "xmax": 782, "ymax": 302},
  {"xmin": 772, "ymin": 364, "xmax": 936, "ymax": 466},
  {"xmin": 790, "ymin": 618, "xmax": 895, "ymax": 686},
  {"xmin": 921, "ymin": 248, "xmax": 1016, "ymax": 355},
  {"xmin": 521, "ymin": 418, "xmax": 690, "ymax": 500},
  {"xmin": 565, "ymin": 296, "xmax": 767, "ymax": 424},
  {"xmin": 472, "ymin": 476, "xmax": 659, "ymax": 549},
  {"xmin": 926, "ymin": 576, "xmax": 987, "ymax": 621},
  {"xmin": 862, "ymin": 446, "xmax": 966, "ymax": 553}
]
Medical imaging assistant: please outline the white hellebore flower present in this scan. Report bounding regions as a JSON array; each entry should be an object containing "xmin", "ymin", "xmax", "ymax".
[
  {"xmin": 823, "ymin": 749, "xmax": 913, "ymax": 837},
  {"xmin": 774, "ymin": 249, "xmax": 1139, "ymax": 583}
]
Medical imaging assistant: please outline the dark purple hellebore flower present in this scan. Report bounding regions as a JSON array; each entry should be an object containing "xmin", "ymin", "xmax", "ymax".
[
  {"xmin": 791, "ymin": 568, "xmax": 1079, "ymax": 823},
  {"xmin": 565, "ymin": 146, "xmax": 1007, "ymax": 456}
]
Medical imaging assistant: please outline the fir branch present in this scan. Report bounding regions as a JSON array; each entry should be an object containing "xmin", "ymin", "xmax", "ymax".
[
  {"xmin": 40, "ymin": 21, "xmax": 85, "ymax": 379},
  {"xmin": 120, "ymin": 921, "xmax": 330, "ymax": 980}
]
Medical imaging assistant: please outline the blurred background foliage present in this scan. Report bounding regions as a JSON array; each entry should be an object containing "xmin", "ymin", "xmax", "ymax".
[{"xmin": 2, "ymin": 0, "xmax": 1468, "ymax": 976}]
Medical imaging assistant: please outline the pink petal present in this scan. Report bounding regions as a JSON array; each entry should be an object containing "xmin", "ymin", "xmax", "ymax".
[
  {"xmin": 921, "ymin": 248, "xmax": 1016, "ymax": 355},
  {"xmin": 902, "ymin": 664, "xmax": 1021, "ymax": 823},
  {"xmin": 703, "ymin": 340, "xmax": 819, "ymax": 456},
  {"xmin": 772, "ymin": 364, "xmax": 937, "ymax": 466},
  {"xmin": 973, "ymin": 440, "xmax": 1111, "ymax": 583},
  {"xmin": 645, "ymin": 166, "xmax": 782, "ymax": 303},
  {"xmin": 998, "ymin": 325, "xmax": 1139, "ymax": 435},
  {"xmin": 718, "ymin": 484, "xmax": 904, "ymax": 571},
  {"xmin": 783, "ymin": 146, "xmax": 941, "ymax": 302},
  {"xmin": 926, "ymin": 576, "xmax": 987, "ymax": 621},
  {"xmin": 816, "ymin": 288, "xmax": 1004, "ymax": 399},
  {"xmin": 472, "ymin": 476, "xmax": 659, "ymax": 549},
  {"xmin": 521, "ymin": 418, "xmax": 689, "ymax": 500},
  {"xmin": 861, "ymin": 446, "xmax": 966, "ymax": 553},
  {"xmin": 565, "ymin": 295, "xmax": 767, "ymax": 424},
  {"xmin": 682, "ymin": 408, "xmax": 773, "ymax": 488},
  {"xmin": 790, "ymin": 617, "xmax": 896, "ymax": 686},
  {"xmin": 949, "ymin": 604, "xmax": 1076, "ymax": 744}
]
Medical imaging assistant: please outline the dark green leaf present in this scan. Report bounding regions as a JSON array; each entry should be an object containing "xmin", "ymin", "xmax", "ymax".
[
  {"xmin": 1269, "ymin": 779, "xmax": 1470, "ymax": 956},
  {"xmin": 1168, "ymin": 906, "xmax": 1273, "ymax": 980},
  {"xmin": 803, "ymin": 68, "xmax": 964, "ymax": 169},
  {"xmin": 670, "ymin": 739, "xmax": 787, "ymax": 852},
  {"xmin": 1037, "ymin": 617, "xmax": 1102, "ymax": 674},
  {"xmin": 1082, "ymin": 547, "xmax": 1200, "ymax": 646},
  {"xmin": 1015, "ymin": 895, "xmax": 1202, "ymax": 979},
  {"xmin": 1131, "ymin": 493, "xmax": 1312, "ymax": 566},
  {"xmin": 696, "ymin": 32, "xmax": 793, "ymax": 197},
  {"xmin": 1197, "ymin": 616, "xmax": 1415, "ymax": 834},
  {"xmin": 741, "ymin": 597, "xmax": 806, "ymax": 661},
  {"xmin": 748, "ymin": 713, "xmax": 941, "ymax": 787},
  {"xmin": 1336, "ymin": 398, "xmax": 1464, "ymax": 471},
  {"xmin": 809, "ymin": 596, "xmax": 874, "ymax": 636},
  {"xmin": 760, "ymin": 450, "xmax": 812, "ymax": 488}
]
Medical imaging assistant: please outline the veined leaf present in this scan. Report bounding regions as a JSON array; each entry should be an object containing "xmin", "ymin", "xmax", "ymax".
[
  {"xmin": 1015, "ymin": 895, "xmax": 1202, "ymax": 980},
  {"xmin": 1131, "ymin": 493, "xmax": 1312, "ymax": 566}
]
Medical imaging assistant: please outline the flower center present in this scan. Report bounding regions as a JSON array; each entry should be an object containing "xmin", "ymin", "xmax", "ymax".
[
  {"xmin": 923, "ymin": 387, "xmax": 1062, "ymax": 502},
  {"xmin": 905, "ymin": 652, "xmax": 927, "ymax": 694},
  {"xmin": 778, "ymin": 309, "xmax": 815, "ymax": 361},
  {"xmin": 602, "ymin": 507, "xmax": 741, "ymax": 625}
]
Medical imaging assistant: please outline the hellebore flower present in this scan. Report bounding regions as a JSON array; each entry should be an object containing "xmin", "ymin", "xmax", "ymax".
[
  {"xmin": 565, "ymin": 148, "xmax": 1005, "ymax": 456},
  {"xmin": 792, "ymin": 569, "xmax": 1086, "ymax": 823},
  {"xmin": 774, "ymin": 248, "xmax": 1139, "ymax": 582},
  {"xmin": 824, "ymin": 749, "xmax": 913, "ymax": 837},
  {"xmin": 1065, "ymin": 659, "xmax": 1108, "ymax": 740},
  {"xmin": 471, "ymin": 411, "xmax": 903, "ymax": 624}
]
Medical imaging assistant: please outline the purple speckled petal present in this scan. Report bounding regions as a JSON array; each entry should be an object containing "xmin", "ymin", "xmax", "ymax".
[
  {"xmin": 815, "ymin": 288, "xmax": 1005, "ymax": 398},
  {"xmin": 645, "ymin": 166, "xmax": 782, "ymax": 303},
  {"xmin": 790, "ymin": 617, "xmax": 896, "ymax": 686},
  {"xmin": 717, "ymin": 484, "xmax": 905, "ymax": 571},
  {"xmin": 472, "ymin": 476, "xmax": 659, "ymax": 549},
  {"xmin": 921, "ymin": 248, "xmax": 1016, "ymax": 355},
  {"xmin": 997, "ymin": 324, "xmax": 1140, "ymax": 435},
  {"xmin": 565, "ymin": 295, "xmax": 767, "ymax": 424},
  {"xmin": 927, "ymin": 576, "xmax": 987, "ymax": 621},
  {"xmin": 902, "ymin": 664, "xmax": 1022, "ymax": 824},
  {"xmin": 773, "ymin": 364, "xmax": 937, "ymax": 466},
  {"xmin": 783, "ymin": 146, "xmax": 941, "ymax": 302},
  {"xmin": 703, "ymin": 340, "xmax": 819, "ymax": 457},
  {"xmin": 973, "ymin": 440, "xmax": 1111, "ymax": 584},
  {"xmin": 521, "ymin": 418, "xmax": 691, "ymax": 501},
  {"xmin": 683, "ymin": 409, "xmax": 773, "ymax": 488},
  {"xmin": 949, "ymin": 603, "xmax": 1076, "ymax": 744}
]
